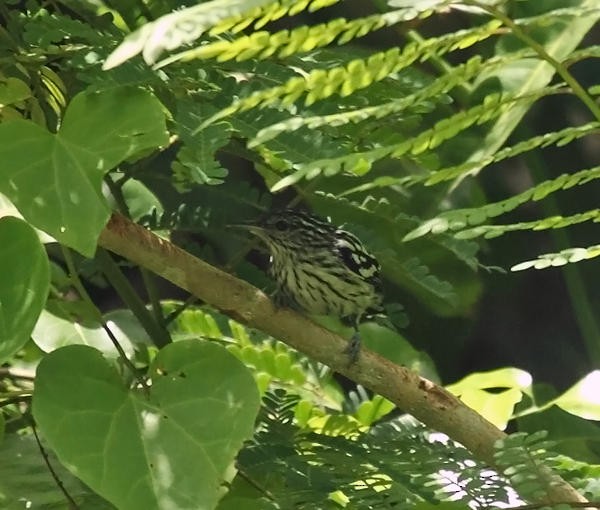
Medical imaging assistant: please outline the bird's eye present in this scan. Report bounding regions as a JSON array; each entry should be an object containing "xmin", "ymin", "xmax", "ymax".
[{"xmin": 274, "ymin": 219, "xmax": 288, "ymax": 231}]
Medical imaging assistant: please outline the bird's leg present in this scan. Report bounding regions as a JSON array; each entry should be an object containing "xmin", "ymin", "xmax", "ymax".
[
  {"xmin": 343, "ymin": 327, "xmax": 361, "ymax": 364},
  {"xmin": 341, "ymin": 315, "xmax": 362, "ymax": 364}
]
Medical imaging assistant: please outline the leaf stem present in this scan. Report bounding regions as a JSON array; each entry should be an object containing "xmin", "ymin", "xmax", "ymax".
[
  {"xmin": 405, "ymin": 29, "xmax": 472, "ymax": 105},
  {"xmin": 164, "ymin": 294, "xmax": 199, "ymax": 326},
  {"xmin": 103, "ymin": 174, "xmax": 171, "ymax": 347},
  {"xmin": 0, "ymin": 392, "xmax": 32, "ymax": 408},
  {"xmin": 30, "ymin": 418, "xmax": 81, "ymax": 510},
  {"xmin": 236, "ymin": 467, "xmax": 277, "ymax": 502},
  {"xmin": 60, "ymin": 245, "xmax": 145, "ymax": 385},
  {"xmin": 95, "ymin": 249, "xmax": 170, "ymax": 348},
  {"xmin": 0, "ymin": 367, "xmax": 36, "ymax": 380}
]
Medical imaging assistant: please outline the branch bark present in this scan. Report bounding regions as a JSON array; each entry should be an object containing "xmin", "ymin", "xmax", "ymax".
[{"xmin": 98, "ymin": 212, "xmax": 587, "ymax": 505}]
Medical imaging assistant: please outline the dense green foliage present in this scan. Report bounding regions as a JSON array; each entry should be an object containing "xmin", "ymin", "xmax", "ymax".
[{"xmin": 0, "ymin": 0, "xmax": 599, "ymax": 508}]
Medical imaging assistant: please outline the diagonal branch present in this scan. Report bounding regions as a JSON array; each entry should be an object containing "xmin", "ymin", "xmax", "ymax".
[{"xmin": 97, "ymin": 212, "xmax": 587, "ymax": 505}]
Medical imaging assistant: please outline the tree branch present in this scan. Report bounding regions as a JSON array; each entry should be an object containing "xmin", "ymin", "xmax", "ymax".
[{"xmin": 97, "ymin": 212, "xmax": 588, "ymax": 505}]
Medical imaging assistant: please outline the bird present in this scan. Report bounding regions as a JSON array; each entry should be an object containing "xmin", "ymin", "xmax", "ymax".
[{"xmin": 238, "ymin": 209, "xmax": 383, "ymax": 362}]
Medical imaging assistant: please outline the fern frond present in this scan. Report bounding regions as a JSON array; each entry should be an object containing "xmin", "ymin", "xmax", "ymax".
[
  {"xmin": 514, "ymin": 5, "xmax": 600, "ymax": 26},
  {"xmin": 172, "ymin": 103, "xmax": 232, "ymax": 190},
  {"xmin": 494, "ymin": 431, "xmax": 559, "ymax": 502},
  {"xmin": 103, "ymin": 0, "xmax": 342, "ymax": 69},
  {"xmin": 453, "ymin": 209, "xmax": 600, "ymax": 240},
  {"xmin": 139, "ymin": 181, "xmax": 270, "ymax": 232},
  {"xmin": 392, "ymin": 255, "xmax": 457, "ymax": 306},
  {"xmin": 212, "ymin": 0, "xmax": 342, "ymax": 34},
  {"xmin": 172, "ymin": 145, "xmax": 228, "ymax": 190},
  {"xmin": 404, "ymin": 165, "xmax": 600, "ymax": 241},
  {"xmin": 511, "ymin": 245, "xmax": 600, "ymax": 271},
  {"xmin": 232, "ymin": 108, "xmax": 349, "ymax": 172},
  {"xmin": 272, "ymin": 84, "xmax": 566, "ymax": 191},
  {"xmin": 249, "ymin": 52, "xmax": 533, "ymax": 147},
  {"xmin": 353, "ymin": 196, "xmax": 481, "ymax": 271},
  {"xmin": 424, "ymin": 121, "xmax": 600, "ymax": 185},
  {"xmin": 259, "ymin": 390, "xmax": 301, "ymax": 427},
  {"xmin": 564, "ymin": 45, "xmax": 600, "ymax": 65},
  {"xmin": 442, "ymin": 2, "xmax": 600, "ymax": 184},
  {"xmin": 157, "ymin": 3, "xmax": 454, "ymax": 66},
  {"xmin": 200, "ymin": 19, "xmax": 504, "ymax": 129}
]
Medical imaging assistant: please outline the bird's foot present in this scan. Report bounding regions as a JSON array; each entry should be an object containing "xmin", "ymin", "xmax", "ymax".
[{"xmin": 343, "ymin": 331, "xmax": 361, "ymax": 365}]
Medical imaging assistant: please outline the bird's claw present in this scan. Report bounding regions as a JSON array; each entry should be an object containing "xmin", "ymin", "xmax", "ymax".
[
  {"xmin": 343, "ymin": 331, "xmax": 361, "ymax": 365},
  {"xmin": 270, "ymin": 288, "xmax": 292, "ymax": 309}
]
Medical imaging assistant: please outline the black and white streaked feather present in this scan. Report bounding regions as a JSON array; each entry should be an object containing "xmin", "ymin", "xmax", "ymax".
[{"xmin": 242, "ymin": 210, "xmax": 383, "ymax": 360}]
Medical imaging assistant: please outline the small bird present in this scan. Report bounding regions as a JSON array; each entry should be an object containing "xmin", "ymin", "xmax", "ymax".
[{"xmin": 239, "ymin": 209, "xmax": 384, "ymax": 362}]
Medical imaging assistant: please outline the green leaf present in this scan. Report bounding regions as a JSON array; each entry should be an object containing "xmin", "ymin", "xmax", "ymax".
[
  {"xmin": 517, "ymin": 404, "xmax": 600, "ymax": 462},
  {"xmin": 425, "ymin": 121, "xmax": 600, "ymax": 185},
  {"xmin": 160, "ymin": 6, "xmax": 444, "ymax": 67},
  {"xmin": 172, "ymin": 102, "xmax": 231, "ymax": 190},
  {"xmin": 446, "ymin": 367, "xmax": 533, "ymax": 429},
  {"xmin": 0, "ymin": 193, "xmax": 55, "ymax": 243},
  {"xmin": 204, "ymin": 20, "xmax": 502, "ymax": 131},
  {"xmin": 103, "ymin": 0, "xmax": 291, "ymax": 68},
  {"xmin": 33, "ymin": 341, "xmax": 260, "ymax": 510},
  {"xmin": 552, "ymin": 370, "xmax": 600, "ymax": 420},
  {"xmin": 0, "ymin": 87, "xmax": 168, "ymax": 256},
  {"xmin": 354, "ymin": 395, "xmax": 395, "ymax": 427},
  {"xmin": 460, "ymin": 387, "xmax": 523, "ymax": 430},
  {"xmin": 120, "ymin": 178, "xmax": 164, "ymax": 222},
  {"xmin": 0, "ymin": 433, "xmax": 115, "ymax": 509},
  {"xmin": 31, "ymin": 307, "xmax": 146, "ymax": 358},
  {"xmin": 0, "ymin": 217, "xmax": 49, "ymax": 363},
  {"xmin": 0, "ymin": 77, "xmax": 32, "ymax": 105},
  {"xmin": 511, "ymin": 244, "xmax": 600, "ymax": 271},
  {"xmin": 446, "ymin": 367, "xmax": 533, "ymax": 394}
]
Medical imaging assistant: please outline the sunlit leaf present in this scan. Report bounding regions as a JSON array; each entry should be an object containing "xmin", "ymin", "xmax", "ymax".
[
  {"xmin": 0, "ymin": 87, "xmax": 168, "ymax": 256},
  {"xmin": 553, "ymin": 371, "xmax": 600, "ymax": 420},
  {"xmin": 0, "ymin": 217, "xmax": 49, "ymax": 363},
  {"xmin": 33, "ymin": 341, "xmax": 260, "ymax": 510}
]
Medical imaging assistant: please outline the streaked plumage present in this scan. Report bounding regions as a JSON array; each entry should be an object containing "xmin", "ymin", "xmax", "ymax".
[{"xmin": 243, "ymin": 210, "xmax": 383, "ymax": 360}]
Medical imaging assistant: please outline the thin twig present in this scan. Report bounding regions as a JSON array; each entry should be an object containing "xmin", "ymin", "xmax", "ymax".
[
  {"xmin": 103, "ymin": 174, "xmax": 171, "ymax": 346},
  {"xmin": 0, "ymin": 367, "xmax": 36, "ymax": 380},
  {"xmin": 236, "ymin": 466, "xmax": 277, "ymax": 502},
  {"xmin": 95, "ymin": 248, "xmax": 170, "ymax": 348},
  {"xmin": 30, "ymin": 418, "xmax": 80, "ymax": 510},
  {"xmin": 60, "ymin": 245, "xmax": 147, "ymax": 388},
  {"xmin": 0, "ymin": 394, "xmax": 32, "ymax": 408},
  {"xmin": 164, "ymin": 294, "xmax": 200, "ymax": 326}
]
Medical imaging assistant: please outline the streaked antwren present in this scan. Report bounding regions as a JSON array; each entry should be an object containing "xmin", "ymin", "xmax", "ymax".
[{"xmin": 239, "ymin": 209, "xmax": 383, "ymax": 362}]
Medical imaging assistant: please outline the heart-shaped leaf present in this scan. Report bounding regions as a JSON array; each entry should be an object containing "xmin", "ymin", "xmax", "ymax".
[
  {"xmin": 0, "ymin": 216, "xmax": 49, "ymax": 362},
  {"xmin": 0, "ymin": 87, "xmax": 168, "ymax": 256},
  {"xmin": 33, "ymin": 341, "xmax": 260, "ymax": 510}
]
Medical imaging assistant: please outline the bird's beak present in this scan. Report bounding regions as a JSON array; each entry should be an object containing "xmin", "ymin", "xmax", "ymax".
[
  {"xmin": 227, "ymin": 223, "xmax": 268, "ymax": 241},
  {"xmin": 228, "ymin": 222, "xmax": 261, "ymax": 232}
]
